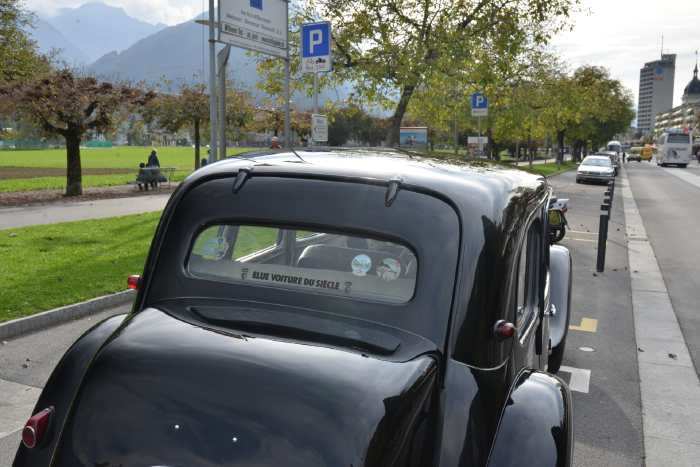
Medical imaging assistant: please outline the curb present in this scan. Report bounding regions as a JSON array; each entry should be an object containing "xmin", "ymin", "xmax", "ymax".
[{"xmin": 0, "ymin": 290, "xmax": 135, "ymax": 340}]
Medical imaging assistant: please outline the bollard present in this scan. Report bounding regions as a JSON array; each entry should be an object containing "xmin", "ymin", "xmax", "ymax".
[{"xmin": 596, "ymin": 203, "xmax": 610, "ymax": 272}]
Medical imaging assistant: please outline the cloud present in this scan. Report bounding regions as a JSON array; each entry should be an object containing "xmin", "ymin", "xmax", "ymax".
[{"xmin": 552, "ymin": 0, "xmax": 700, "ymax": 108}]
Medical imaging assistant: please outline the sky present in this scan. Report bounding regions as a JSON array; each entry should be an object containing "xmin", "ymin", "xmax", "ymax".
[{"xmin": 26, "ymin": 0, "xmax": 700, "ymax": 108}]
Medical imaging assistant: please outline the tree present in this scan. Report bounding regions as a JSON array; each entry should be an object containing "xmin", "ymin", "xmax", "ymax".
[
  {"xmin": 314, "ymin": 0, "xmax": 578, "ymax": 145},
  {"xmin": 0, "ymin": 0, "xmax": 48, "ymax": 86},
  {"xmin": 145, "ymin": 83, "xmax": 209, "ymax": 169},
  {"xmin": 1, "ymin": 69, "xmax": 152, "ymax": 195}
]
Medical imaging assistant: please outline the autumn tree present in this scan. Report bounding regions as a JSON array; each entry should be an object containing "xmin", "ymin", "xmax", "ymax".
[
  {"xmin": 1, "ymin": 69, "xmax": 151, "ymax": 196},
  {"xmin": 0, "ymin": 0, "xmax": 48, "ymax": 86},
  {"xmin": 145, "ymin": 83, "xmax": 209, "ymax": 169},
  {"xmin": 316, "ymin": 0, "xmax": 577, "ymax": 144}
]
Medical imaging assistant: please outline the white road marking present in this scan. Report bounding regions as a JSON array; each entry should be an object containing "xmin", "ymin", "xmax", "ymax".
[
  {"xmin": 559, "ymin": 366, "xmax": 591, "ymax": 393},
  {"xmin": 567, "ymin": 230, "xmax": 598, "ymax": 235},
  {"xmin": 621, "ymin": 168, "xmax": 700, "ymax": 465},
  {"xmin": 659, "ymin": 165, "xmax": 700, "ymax": 190},
  {"xmin": 567, "ymin": 238, "xmax": 597, "ymax": 243}
]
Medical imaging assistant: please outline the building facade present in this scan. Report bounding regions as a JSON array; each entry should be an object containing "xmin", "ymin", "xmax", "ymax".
[
  {"xmin": 637, "ymin": 54, "xmax": 676, "ymax": 135},
  {"xmin": 654, "ymin": 64, "xmax": 700, "ymax": 138}
]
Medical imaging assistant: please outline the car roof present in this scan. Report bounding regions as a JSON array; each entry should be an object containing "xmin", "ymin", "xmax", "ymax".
[
  {"xmin": 584, "ymin": 155, "xmax": 611, "ymax": 160},
  {"xmin": 185, "ymin": 147, "xmax": 547, "ymax": 220}
]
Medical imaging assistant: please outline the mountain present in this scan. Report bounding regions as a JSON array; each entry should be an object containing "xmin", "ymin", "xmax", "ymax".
[
  {"xmin": 88, "ymin": 15, "xmax": 259, "ymax": 89},
  {"xmin": 26, "ymin": 17, "xmax": 90, "ymax": 66},
  {"xmin": 44, "ymin": 2, "xmax": 165, "ymax": 62},
  {"xmin": 88, "ymin": 12, "xmax": 352, "ymax": 107}
]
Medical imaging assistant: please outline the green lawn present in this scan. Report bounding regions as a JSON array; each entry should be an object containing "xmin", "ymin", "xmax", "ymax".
[
  {"xmin": 0, "ymin": 214, "xmax": 280, "ymax": 322},
  {"xmin": 0, "ymin": 146, "xmax": 255, "ymax": 170},
  {"xmin": 0, "ymin": 146, "xmax": 256, "ymax": 192},
  {"xmin": 0, "ymin": 212, "xmax": 161, "ymax": 322},
  {"xmin": 0, "ymin": 172, "xmax": 190, "ymax": 193},
  {"xmin": 521, "ymin": 161, "xmax": 577, "ymax": 177}
]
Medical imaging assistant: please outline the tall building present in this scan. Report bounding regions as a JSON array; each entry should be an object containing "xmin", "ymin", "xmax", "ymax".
[{"xmin": 637, "ymin": 54, "xmax": 676, "ymax": 135}]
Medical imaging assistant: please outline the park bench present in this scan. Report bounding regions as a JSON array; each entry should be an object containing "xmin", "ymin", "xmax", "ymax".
[{"xmin": 130, "ymin": 167, "xmax": 176, "ymax": 191}]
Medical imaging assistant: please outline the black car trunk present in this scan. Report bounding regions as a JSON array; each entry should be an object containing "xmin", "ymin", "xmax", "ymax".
[{"xmin": 51, "ymin": 309, "xmax": 438, "ymax": 467}]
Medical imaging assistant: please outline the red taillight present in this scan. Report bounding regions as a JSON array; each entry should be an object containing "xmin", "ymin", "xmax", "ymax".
[
  {"xmin": 494, "ymin": 320, "xmax": 516, "ymax": 339},
  {"xmin": 127, "ymin": 275, "xmax": 141, "ymax": 290},
  {"xmin": 22, "ymin": 407, "xmax": 53, "ymax": 449}
]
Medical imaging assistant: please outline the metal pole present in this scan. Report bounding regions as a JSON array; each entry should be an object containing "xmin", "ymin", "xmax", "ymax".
[
  {"xmin": 218, "ymin": 45, "xmax": 231, "ymax": 162},
  {"xmin": 596, "ymin": 204, "xmax": 610, "ymax": 272},
  {"xmin": 208, "ymin": 0, "xmax": 218, "ymax": 165},
  {"xmin": 478, "ymin": 116, "xmax": 482, "ymax": 157},
  {"xmin": 283, "ymin": 0, "xmax": 291, "ymax": 148}
]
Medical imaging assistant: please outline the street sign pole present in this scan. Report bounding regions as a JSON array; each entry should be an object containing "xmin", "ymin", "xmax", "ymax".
[
  {"xmin": 478, "ymin": 116, "xmax": 482, "ymax": 156},
  {"xmin": 301, "ymin": 21, "xmax": 331, "ymax": 147},
  {"xmin": 284, "ymin": 0, "xmax": 291, "ymax": 148},
  {"xmin": 208, "ymin": 0, "xmax": 218, "ymax": 165},
  {"xmin": 218, "ymin": 45, "xmax": 232, "ymax": 162}
]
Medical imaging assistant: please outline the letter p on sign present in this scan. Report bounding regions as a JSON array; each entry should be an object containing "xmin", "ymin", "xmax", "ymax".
[{"xmin": 310, "ymin": 30, "xmax": 323, "ymax": 54}]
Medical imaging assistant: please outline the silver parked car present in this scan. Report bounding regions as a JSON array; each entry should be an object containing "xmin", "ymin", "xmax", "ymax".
[{"xmin": 576, "ymin": 155, "xmax": 615, "ymax": 184}]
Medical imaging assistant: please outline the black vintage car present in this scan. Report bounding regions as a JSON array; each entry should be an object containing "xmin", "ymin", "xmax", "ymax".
[{"xmin": 14, "ymin": 149, "xmax": 573, "ymax": 467}]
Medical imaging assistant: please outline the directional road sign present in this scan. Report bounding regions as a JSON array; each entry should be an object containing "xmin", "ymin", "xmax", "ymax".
[
  {"xmin": 218, "ymin": 0, "xmax": 288, "ymax": 58},
  {"xmin": 301, "ymin": 22, "xmax": 332, "ymax": 73},
  {"xmin": 471, "ymin": 92, "xmax": 488, "ymax": 117},
  {"xmin": 312, "ymin": 114, "xmax": 328, "ymax": 142}
]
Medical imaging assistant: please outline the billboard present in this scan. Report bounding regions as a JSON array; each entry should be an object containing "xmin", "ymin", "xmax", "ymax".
[
  {"xmin": 219, "ymin": 0, "xmax": 288, "ymax": 58},
  {"xmin": 399, "ymin": 127, "xmax": 428, "ymax": 148}
]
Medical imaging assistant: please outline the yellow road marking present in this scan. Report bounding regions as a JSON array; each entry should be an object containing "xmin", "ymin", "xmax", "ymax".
[{"xmin": 569, "ymin": 318, "xmax": 598, "ymax": 333}]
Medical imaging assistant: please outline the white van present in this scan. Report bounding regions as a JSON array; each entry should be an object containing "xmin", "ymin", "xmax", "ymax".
[
  {"xmin": 656, "ymin": 131, "xmax": 692, "ymax": 168},
  {"xmin": 606, "ymin": 140, "xmax": 622, "ymax": 154}
]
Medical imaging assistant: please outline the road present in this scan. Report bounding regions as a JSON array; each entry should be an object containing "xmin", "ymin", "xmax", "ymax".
[
  {"xmin": 550, "ymin": 169, "xmax": 644, "ymax": 466},
  {"xmin": 625, "ymin": 161, "xmax": 700, "ymax": 376},
  {"xmin": 0, "ymin": 193, "xmax": 170, "ymax": 230},
  {"xmin": 1, "ymin": 163, "xmax": 699, "ymax": 466}
]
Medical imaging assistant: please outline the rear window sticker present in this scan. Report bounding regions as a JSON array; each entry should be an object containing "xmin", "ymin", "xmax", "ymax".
[
  {"xmin": 377, "ymin": 258, "xmax": 401, "ymax": 281},
  {"xmin": 351, "ymin": 254, "xmax": 372, "ymax": 276},
  {"xmin": 201, "ymin": 237, "xmax": 229, "ymax": 260}
]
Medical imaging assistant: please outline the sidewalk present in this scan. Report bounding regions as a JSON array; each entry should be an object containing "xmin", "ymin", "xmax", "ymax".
[{"xmin": 0, "ymin": 193, "xmax": 171, "ymax": 230}]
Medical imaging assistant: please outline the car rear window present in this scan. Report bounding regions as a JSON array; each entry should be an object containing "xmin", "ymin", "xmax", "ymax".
[
  {"xmin": 667, "ymin": 134, "xmax": 690, "ymax": 144},
  {"xmin": 582, "ymin": 157, "xmax": 611, "ymax": 167},
  {"xmin": 188, "ymin": 225, "xmax": 417, "ymax": 304}
]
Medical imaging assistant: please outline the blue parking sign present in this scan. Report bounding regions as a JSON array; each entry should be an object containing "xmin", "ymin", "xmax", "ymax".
[
  {"xmin": 301, "ymin": 22, "xmax": 332, "ymax": 72},
  {"xmin": 471, "ymin": 92, "xmax": 488, "ymax": 116},
  {"xmin": 471, "ymin": 92, "xmax": 488, "ymax": 109},
  {"xmin": 301, "ymin": 22, "xmax": 330, "ymax": 57}
]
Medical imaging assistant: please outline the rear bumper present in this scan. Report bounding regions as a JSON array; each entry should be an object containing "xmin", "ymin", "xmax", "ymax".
[{"xmin": 576, "ymin": 173, "xmax": 613, "ymax": 183}]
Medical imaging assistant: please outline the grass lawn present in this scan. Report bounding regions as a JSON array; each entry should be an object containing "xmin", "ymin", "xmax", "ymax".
[
  {"xmin": 0, "ymin": 146, "xmax": 256, "ymax": 170},
  {"xmin": 0, "ymin": 171, "xmax": 189, "ymax": 193},
  {"xmin": 520, "ymin": 161, "xmax": 577, "ymax": 177},
  {"xmin": 0, "ymin": 146, "xmax": 256, "ymax": 192},
  {"xmin": 0, "ymin": 214, "xmax": 278, "ymax": 322}
]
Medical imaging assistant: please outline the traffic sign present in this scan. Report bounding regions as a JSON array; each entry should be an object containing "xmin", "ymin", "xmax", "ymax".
[
  {"xmin": 468, "ymin": 136, "xmax": 488, "ymax": 145},
  {"xmin": 312, "ymin": 114, "xmax": 328, "ymax": 142},
  {"xmin": 301, "ymin": 22, "xmax": 332, "ymax": 73},
  {"xmin": 471, "ymin": 92, "xmax": 488, "ymax": 117},
  {"xmin": 218, "ymin": 0, "xmax": 288, "ymax": 58}
]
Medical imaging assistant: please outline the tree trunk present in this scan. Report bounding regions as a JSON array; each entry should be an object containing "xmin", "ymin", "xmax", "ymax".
[
  {"xmin": 556, "ymin": 129, "xmax": 565, "ymax": 164},
  {"xmin": 486, "ymin": 127, "xmax": 495, "ymax": 160},
  {"xmin": 385, "ymin": 85, "xmax": 415, "ymax": 147},
  {"xmin": 64, "ymin": 131, "xmax": 83, "ymax": 197},
  {"xmin": 194, "ymin": 118, "xmax": 201, "ymax": 169}
]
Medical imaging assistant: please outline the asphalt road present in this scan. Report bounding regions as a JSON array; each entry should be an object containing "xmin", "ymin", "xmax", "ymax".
[
  {"xmin": 625, "ymin": 160, "xmax": 700, "ymax": 377},
  {"xmin": 550, "ymin": 169, "xmax": 644, "ymax": 466}
]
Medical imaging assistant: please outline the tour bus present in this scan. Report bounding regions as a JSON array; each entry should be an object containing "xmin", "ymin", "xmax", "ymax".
[
  {"xmin": 606, "ymin": 140, "xmax": 623, "ymax": 154},
  {"xmin": 656, "ymin": 131, "xmax": 692, "ymax": 168}
]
